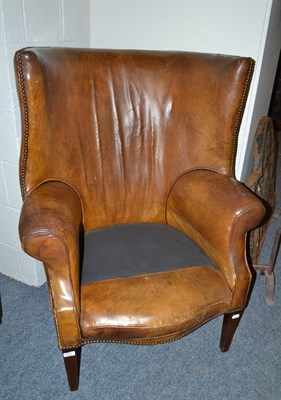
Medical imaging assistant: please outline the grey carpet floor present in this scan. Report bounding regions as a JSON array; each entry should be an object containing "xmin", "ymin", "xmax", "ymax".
[{"xmin": 0, "ymin": 136, "xmax": 280, "ymax": 400}]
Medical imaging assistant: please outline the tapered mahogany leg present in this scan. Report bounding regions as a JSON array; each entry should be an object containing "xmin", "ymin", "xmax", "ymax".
[
  {"xmin": 220, "ymin": 311, "xmax": 244, "ymax": 352},
  {"xmin": 62, "ymin": 347, "xmax": 81, "ymax": 391}
]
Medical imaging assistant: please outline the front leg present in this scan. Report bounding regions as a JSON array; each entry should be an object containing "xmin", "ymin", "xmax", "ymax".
[
  {"xmin": 62, "ymin": 347, "xmax": 81, "ymax": 391},
  {"xmin": 220, "ymin": 311, "xmax": 244, "ymax": 352}
]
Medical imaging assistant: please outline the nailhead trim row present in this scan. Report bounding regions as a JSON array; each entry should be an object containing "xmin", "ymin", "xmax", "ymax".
[
  {"xmin": 60, "ymin": 308, "xmax": 244, "ymax": 350},
  {"xmin": 230, "ymin": 58, "xmax": 255, "ymax": 176},
  {"xmin": 15, "ymin": 50, "xmax": 29, "ymax": 200}
]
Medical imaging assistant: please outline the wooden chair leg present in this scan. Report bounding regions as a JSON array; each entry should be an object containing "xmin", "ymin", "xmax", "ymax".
[
  {"xmin": 62, "ymin": 347, "xmax": 81, "ymax": 391},
  {"xmin": 265, "ymin": 270, "xmax": 275, "ymax": 307},
  {"xmin": 220, "ymin": 311, "xmax": 244, "ymax": 353}
]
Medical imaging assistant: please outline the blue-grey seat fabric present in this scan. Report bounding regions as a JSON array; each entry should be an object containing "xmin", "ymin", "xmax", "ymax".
[{"xmin": 81, "ymin": 223, "xmax": 213, "ymax": 285}]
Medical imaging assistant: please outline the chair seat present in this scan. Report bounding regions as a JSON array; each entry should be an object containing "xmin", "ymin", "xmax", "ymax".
[
  {"xmin": 81, "ymin": 223, "xmax": 213, "ymax": 285},
  {"xmin": 80, "ymin": 224, "xmax": 232, "ymax": 343}
]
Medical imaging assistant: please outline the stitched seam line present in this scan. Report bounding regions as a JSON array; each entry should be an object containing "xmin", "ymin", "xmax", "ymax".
[
  {"xmin": 230, "ymin": 58, "xmax": 255, "ymax": 176},
  {"xmin": 16, "ymin": 50, "xmax": 29, "ymax": 200}
]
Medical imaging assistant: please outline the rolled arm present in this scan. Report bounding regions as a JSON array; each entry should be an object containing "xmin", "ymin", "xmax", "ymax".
[
  {"xmin": 166, "ymin": 169, "xmax": 265, "ymax": 309},
  {"xmin": 19, "ymin": 181, "xmax": 83, "ymax": 348}
]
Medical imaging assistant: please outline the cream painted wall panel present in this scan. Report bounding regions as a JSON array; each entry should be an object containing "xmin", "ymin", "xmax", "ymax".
[
  {"xmin": 3, "ymin": 162, "xmax": 22, "ymax": 209},
  {"xmin": 0, "ymin": 162, "xmax": 9, "ymax": 206},
  {"xmin": 240, "ymin": 0, "xmax": 281, "ymax": 178},
  {"xmin": 24, "ymin": 0, "xmax": 63, "ymax": 42},
  {"xmin": 0, "ymin": 109, "xmax": 20, "ymax": 163},
  {"xmin": 18, "ymin": 251, "xmax": 46, "ymax": 285},
  {"xmin": 91, "ymin": 0, "xmax": 267, "ymax": 59},
  {"xmin": 63, "ymin": 0, "xmax": 90, "ymax": 44},
  {"xmin": 0, "ymin": 244, "xmax": 23, "ymax": 281},
  {"xmin": 0, "ymin": 243, "xmax": 44, "ymax": 286},
  {"xmin": 1, "ymin": 0, "xmax": 25, "ymax": 43},
  {"xmin": 0, "ymin": 205, "xmax": 21, "ymax": 249},
  {"xmin": 0, "ymin": 19, "xmax": 13, "ymax": 109}
]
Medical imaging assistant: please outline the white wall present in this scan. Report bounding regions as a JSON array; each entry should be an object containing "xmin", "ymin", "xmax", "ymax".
[
  {"xmin": 240, "ymin": 0, "xmax": 281, "ymax": 179},
  {"xmin": 0, "ymin": 0, "xmax": 90, "ymax": 286},
  {"xmin": 90, "ymin": 0, "xmax": 281, "ymax": 179}
]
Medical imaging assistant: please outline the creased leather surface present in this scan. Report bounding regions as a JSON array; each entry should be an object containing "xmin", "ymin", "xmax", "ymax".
[{"xmin": 15, "ymin": 48, "xmax": 254, "ymax": 230}]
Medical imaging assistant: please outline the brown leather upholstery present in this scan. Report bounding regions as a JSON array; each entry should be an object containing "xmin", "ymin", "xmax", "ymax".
[{"xmin": 15, "ymin": 48, "xmax": 265, "ymax": 390}]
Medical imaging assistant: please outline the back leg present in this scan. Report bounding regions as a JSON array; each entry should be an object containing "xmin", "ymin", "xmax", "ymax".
[{"xmin": 220, "ymin": 311, "xmax": 244, "ymax": 352}]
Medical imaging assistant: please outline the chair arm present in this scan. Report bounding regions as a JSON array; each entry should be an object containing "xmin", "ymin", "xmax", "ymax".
[
  {"xmin": 166, "ymin": 169, "xmax": 266, "ymax": 310},
  {"xmin": 19, "ymin": 181, "xmax": 83, "ymax": 348}
]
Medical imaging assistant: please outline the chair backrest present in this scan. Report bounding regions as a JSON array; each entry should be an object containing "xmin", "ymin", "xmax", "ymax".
[{"xmin": 15, "ymin": 48, "xmax": 254, "ymax": 230}]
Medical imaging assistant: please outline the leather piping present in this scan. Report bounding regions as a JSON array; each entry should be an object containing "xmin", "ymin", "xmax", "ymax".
[
  {"xmin": 230, "ymin": 58, "xmax": 255, "ymax": 177},
  {"xmin": 15, "ymin": 50, "xmax": 29, "ymax": 200}
]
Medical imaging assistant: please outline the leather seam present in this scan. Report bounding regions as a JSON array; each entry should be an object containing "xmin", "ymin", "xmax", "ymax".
[
  {"xmin": 15, "ymin": 50, "xmax": 29, "ymax": 200},
  {"xmin": 230, "ymin": 58, "xmax": 255, "ymax": 176}
]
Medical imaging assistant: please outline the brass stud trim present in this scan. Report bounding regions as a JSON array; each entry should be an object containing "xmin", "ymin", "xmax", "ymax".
[
  {"xmin": 59, "ymin": 308, "xmax": 245, "ymax": 351},
  {"xmin": 230, "ymin": 58, "xmax": 255, "ymax": 177},
  {"xmin": 16, "ymin": 50, "xmax": 29, "ymax": 200}
]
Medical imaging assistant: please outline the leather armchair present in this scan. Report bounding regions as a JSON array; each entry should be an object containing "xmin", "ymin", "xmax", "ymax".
[{"xmin": 15, "ymin": 48, "xmax": 265, "ymax": 391}]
